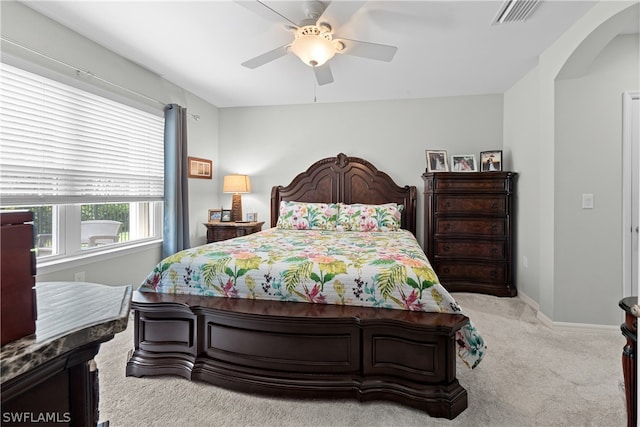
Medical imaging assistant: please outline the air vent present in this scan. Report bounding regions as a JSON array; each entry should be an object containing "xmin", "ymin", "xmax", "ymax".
[{"xmin": 492, "ymin": 0, "xmax": 541, "ymax": 25}]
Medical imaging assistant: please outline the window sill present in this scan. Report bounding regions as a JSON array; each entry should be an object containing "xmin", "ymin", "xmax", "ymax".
[{"xmin": 36, "ymin": 239, "xmax": 163, "ymax": 275}]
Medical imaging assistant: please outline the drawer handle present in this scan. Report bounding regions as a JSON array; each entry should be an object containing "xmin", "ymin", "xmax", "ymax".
[
  {"xmin": 490, "ymin": 224, "xmax": 498, "ymax": 232},
  {"xmin": 444, "ymin": 223, "xmax": 452, "ymax": 231},
  {"xmin": 443, "ymin": 245, "xmax": 450, "ymax": 252},
  {"xmin": 443, "ymin": 267, "xmax": 450, "ymax": 274},
  {"xmin": 445, "ymin": 202, "xmax": 451, "ymax": 208},
  {"xmin": 31, "ymin": 251, "xmax": 37, "ymax": 276},
  {"xmin": 490, "ymin": 202, "xmax": 499, "ymax": 210},
  {"xmin": 489, "ymin": 270, "xmax": 498, "ymax": 279},
  {"xmin": 490, "ymin": 247, "xmax": 498, "ymax": 255}
]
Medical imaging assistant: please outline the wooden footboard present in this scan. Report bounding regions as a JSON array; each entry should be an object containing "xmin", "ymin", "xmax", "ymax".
[{"xmin": 126, "ymin": 291, "xmax": 469, "ymax": 419}]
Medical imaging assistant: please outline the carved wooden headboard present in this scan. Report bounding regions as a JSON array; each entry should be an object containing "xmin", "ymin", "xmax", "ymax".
[{"xmin": 270, "ymin": 153, "xmax": 417, "ymax": 235}]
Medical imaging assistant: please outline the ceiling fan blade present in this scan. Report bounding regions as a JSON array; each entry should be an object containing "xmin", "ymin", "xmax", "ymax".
[
  {"xmin": 313, "ymin": 63, "xmax": 333, "ymax": 85},
  {"xmin": 234, "ymin": 0, "xmax": 298, "ymax": 28},
  {"xmin": 316, "ymin": 0, "xmax": 366, "ymax": 31},
  {"xmin": 241, "ymin": 45, "xmax": 289, "ymax": 69},
  {"xmin": 338, "ymin": 38, "xmax": 397, "ymax": 62}
]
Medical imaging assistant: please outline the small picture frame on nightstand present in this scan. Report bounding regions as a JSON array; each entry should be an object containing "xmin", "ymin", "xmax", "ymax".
[
  {"xmin": 246, "ymin": 212, "xmax": 257, "ymax": 222},
  {"xmin": 221, "ymin": 209, "xmax": 232, "ymax": 222},
  {"xmin": 208, "ymin": 209, "xmax": 222, "ymax": 222}
]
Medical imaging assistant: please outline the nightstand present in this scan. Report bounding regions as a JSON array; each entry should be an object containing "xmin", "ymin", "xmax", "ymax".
[{"xmin": 203, "ymin": 221, "xmax": 265, "ymax": 243}]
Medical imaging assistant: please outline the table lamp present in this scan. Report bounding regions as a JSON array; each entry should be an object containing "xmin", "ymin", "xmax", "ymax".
[{"xmin": 223, "ymin": 174, "xmax": 251, "ymax": 222}]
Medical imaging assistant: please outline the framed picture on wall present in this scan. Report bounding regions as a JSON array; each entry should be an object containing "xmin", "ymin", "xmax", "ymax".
[
  {"xmin": 188, "ymin": 156, "xmax": 213, "ymax": 179},
  {"xmin": 480, "ymin": 150, "xmax": 503, "ymax": 171},
  {"xmin": 425, "ymin": 150, "xmax": 449, "ymax": 172},
  {"xmin": 451, "ymin": 154, "xmax": 477, "ymax": 172}
]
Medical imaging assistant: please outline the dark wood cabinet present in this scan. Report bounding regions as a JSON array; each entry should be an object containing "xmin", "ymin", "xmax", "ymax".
[
  {"xmin": 0, "ymin": 210, "xmax": 37, "ymax": 346},
  {"xmin": 203, "ymin": 221, "xmax": 265, "ymax": 243},
  {"xmin": 619, "ymin": 296, "xmax": 637, "ymax": 427},
  {"xmin": 422, "ymin": 172, "xmax": 517, "ymax": 297},
  {"xmin": 1, "ymin": 281, "xmax": 131, "ymax": 427}
]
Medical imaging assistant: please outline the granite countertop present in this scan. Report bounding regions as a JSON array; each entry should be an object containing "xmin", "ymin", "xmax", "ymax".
[{"xmin": 1, "ymin": 281, "xmax": 131, "ymax": 383}]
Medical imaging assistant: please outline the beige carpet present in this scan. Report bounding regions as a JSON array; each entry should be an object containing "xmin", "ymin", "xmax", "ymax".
[{"xmin": 95, "ymin": 293, "xmax": 627, "ymax": 427}]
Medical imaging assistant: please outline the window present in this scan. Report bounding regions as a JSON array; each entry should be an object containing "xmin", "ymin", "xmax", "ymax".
[{"xmin": 0, "ymin": 62, "xmax": 164, "ymax": 260}]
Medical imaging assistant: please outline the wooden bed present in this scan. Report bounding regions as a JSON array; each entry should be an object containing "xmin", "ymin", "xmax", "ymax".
[{"xmin": 126, "ymin": 153, "xmax": 470, "ymax": 419}]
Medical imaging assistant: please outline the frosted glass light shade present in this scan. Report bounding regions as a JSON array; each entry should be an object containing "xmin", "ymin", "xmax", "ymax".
[{"xmin": 290, "ymin": 26, "xmax": 336, "ymax": 67}]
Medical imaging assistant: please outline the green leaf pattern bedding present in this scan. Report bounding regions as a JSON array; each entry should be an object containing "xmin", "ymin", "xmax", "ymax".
[{"xmin": 139, "ymin": 228, "xmax": 486, "ymax": 368}]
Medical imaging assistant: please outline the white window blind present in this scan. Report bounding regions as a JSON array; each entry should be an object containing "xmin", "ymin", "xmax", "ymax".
[{"xmin": 0, "ymin": 62, "xmax": 164, "ymax": 206}]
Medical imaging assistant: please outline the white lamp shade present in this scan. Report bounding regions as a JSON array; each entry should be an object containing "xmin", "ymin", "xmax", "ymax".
[
  {"xmin": 290, "ymin": 28, "xmax": 336, "ymax": 67},
  {"xmin": 223, "ymin": 174, "xmax": 251, "ymax": 194}
]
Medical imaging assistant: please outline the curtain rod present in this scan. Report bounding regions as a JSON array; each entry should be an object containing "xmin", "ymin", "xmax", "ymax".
[{"xmin": 1, "ymin": 37, "xmax": 201, "ymax": 120}]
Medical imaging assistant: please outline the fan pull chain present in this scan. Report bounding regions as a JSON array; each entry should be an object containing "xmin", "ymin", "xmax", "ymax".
[{"xmin": 313, "ymin": 79, "xmax": 317, "ymax": 103}]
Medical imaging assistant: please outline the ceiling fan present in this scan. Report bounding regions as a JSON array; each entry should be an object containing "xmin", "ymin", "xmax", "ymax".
[{"xmin": 237, "ymin": 0, "xmax": 398, "ymax": 85}]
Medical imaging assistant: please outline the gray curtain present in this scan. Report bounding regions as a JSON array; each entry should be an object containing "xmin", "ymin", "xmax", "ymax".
[{"xmin": 162, "ymin": 104, "xmax": 190, "ymax": 258}]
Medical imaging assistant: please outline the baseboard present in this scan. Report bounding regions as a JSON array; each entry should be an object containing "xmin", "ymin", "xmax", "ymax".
[
  {"xmin": 517, "ymin": 290, "xmax": 539, "ymax": 311},
  {"xmin": 536, "ymin": 310, "xmax": 554, "ymax": 328},
  {"xmin": 551, "ymin": 321, "xmax": 619, "ymax": 331},
  {"xmin": 518, "ymin": 290, "xmax": 618, "ymax": 331}
]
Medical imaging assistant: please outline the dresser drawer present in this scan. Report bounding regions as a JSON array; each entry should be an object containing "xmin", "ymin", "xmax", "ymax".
[
  {"xmin": 434, "ymin": 240, "xmax": 506, "ymax": 260},
  {"xmin": 436, "ymin": 196, "xmax": 506, "ymax": 214},
  {"xmin": 435, "ymin": 263, "xmax": 507, "ymax": 284},
  {"xmin": 431, "ymin": 175, "xmax": 511, "ymax": 192},
  {"xmin": 435, "ymin": 218, "xmax": 505, "ymax": 236},
  {"xmin": 205, "ymin": 222, "xmax": 265, "ymax": 243},
  {"xmin": 212, "ymin": 227, "xmax": 238, "ymax": 241}
]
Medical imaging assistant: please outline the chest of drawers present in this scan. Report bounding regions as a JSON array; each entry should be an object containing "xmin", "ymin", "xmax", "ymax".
[
  {"xmin": 422, "ymin": 172, "xmax": 517, "ymax": 297},
  {"xmin": 1, "ymin": 210, "xmax": 37, "ymax": 346}
]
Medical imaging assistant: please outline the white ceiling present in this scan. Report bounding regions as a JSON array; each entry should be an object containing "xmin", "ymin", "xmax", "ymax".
[{"xmin": 20, "ymin": 1, "xmax": 614, "ymax": 108}]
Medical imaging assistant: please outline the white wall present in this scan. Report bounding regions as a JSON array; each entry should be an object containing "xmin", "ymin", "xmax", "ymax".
[
  {"xmin": 504, "ymin": 67, "xmax": 541, "ymax": 303},
  {"xmin": 184, "ymin": 94, "xmax": 221, "ymax": 247},
  {"xmin": 219, "ymin": 95, "xmax": 504, "ymax": 247},
  {"xmin": 2, "ymin": 1, "xmax": 220, "ymax": 285},
  {"xmin": 504, "ymin": 1, "xmax": 639, "ymax": 326},
  {"xmin": 32, "ymin": 244, "xmax": 163, "ymax": 287},
  {"xmin": 220, "ymin": 95, "xmax": 502, "ymax": 246},
  {"xmin": 554, "ymin": 33, "xmax": 639, "ymax": 324}
]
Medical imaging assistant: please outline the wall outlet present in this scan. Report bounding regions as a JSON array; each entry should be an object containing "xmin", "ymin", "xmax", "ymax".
[{"xmin": 74, "ymin": 271, "xmax": 85, "ymax": 282}]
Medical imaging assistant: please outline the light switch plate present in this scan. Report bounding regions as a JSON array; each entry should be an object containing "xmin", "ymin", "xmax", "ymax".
[{"xmin": 582, "ymin": 193, "xmax": 594, "ymax": 209}]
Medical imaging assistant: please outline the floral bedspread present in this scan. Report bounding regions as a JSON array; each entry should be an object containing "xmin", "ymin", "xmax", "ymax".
[{"xmin": 139, "ymin": 228, "xmax": 486, "ymax": 368}]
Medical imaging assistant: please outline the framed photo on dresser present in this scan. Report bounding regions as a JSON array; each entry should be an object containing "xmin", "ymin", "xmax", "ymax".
[
  {"xmin": 425, "ymin": 150, "xmax": 449, "ymax": 172},
  {"xmin": 451, "ymin": 154, "xmax": 477, "ymax": 172},
  {"xmin": 480, "ymin": 150, "xmax": 502, "ymax": 171}
]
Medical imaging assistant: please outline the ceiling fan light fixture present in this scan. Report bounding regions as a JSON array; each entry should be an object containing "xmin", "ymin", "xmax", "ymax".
[{"xmin": 290, "ymin": 25, "xmax": 337, "ymax": 67}]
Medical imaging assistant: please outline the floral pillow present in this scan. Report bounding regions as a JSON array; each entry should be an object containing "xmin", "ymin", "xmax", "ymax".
[
  {"xmin": 276, "ymin": 201, "xmax": 339, "ymax": 230},
  {"xmin": 337, "ymin": 203, "xmax": 403, "ymax": 232}
]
